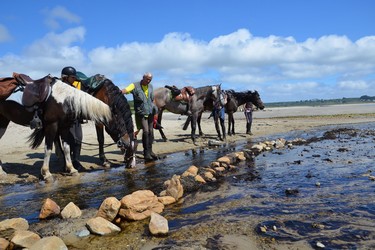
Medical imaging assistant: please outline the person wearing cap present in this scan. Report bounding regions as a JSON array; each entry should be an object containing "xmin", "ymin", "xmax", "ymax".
[
  {"xmin": 121, "ymin": 72, "xmax": 158, "ymax": 163},
  {"xmin": 60, "ymin": 66, "xmax": 84, "ymax": 168}
]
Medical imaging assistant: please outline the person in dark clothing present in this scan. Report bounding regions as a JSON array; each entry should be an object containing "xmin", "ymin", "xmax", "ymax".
[
  {"xmin": 244, "ymin": 102, "xmax": 253, "ymax": 135},
  {"xmin": 121, "ymin": 72, "xmax": 158, "ymax": 163},
  {"xmin": 61, "ymin": 66, "xmax": 83, "ymax": 168}
]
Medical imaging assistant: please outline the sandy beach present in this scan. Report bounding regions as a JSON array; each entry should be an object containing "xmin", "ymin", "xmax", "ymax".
[{"xmin": 1, "ymin": 103, "xmax": 375, "ymax": 184}]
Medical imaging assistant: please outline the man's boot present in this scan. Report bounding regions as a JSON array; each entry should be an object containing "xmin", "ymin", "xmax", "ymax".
[
  {"xmin": 246, "ymin": 123, "xmax": 252, "ymax": 135},
  {"xmin": 72, "ymin": 143, "xmax": 83, "ymax": 170},
  {"xmin": 148, "ymin": 135, "xmax": 158, "ymax": 160},
  {"xmin": 142, "ymin": 135, "xmax": 153, "ymax": 162}
]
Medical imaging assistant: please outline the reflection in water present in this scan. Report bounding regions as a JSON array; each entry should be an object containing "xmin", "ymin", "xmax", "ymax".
[{"xmin": 0, "ymin": 144, "xmax": 240, "ymax": 223}]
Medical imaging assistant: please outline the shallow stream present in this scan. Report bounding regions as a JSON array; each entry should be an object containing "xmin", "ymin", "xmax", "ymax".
[{"xmin": 1, "ymin": 123, "xmax": 375, "ymax": 249}]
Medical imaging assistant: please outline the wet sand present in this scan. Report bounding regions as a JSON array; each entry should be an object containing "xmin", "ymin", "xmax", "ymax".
[{"xmin": 1, "ymin": 103, "xmax": 375, "ymax": 183}]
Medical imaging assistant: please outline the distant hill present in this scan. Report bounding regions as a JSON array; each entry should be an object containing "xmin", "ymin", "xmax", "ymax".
[
  {"xmin": 127, "ymin": 96, "xmax": 374, "ymax": 111},
  {"xmin": 265, "ymin": 96, "xmax": 375, "ymax": 108}
]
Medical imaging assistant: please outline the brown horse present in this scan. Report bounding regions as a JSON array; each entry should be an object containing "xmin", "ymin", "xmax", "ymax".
[
  {"xmin": 0, "ymin": 76, "xmax": 112, "ymax": 181},
  {"xmin": 81, "ymin": 74, "xmax": 136, "ymax": 168},
  {"xmin": 153, "ymin": 84, "xmax": 221, "ymax": 144}
]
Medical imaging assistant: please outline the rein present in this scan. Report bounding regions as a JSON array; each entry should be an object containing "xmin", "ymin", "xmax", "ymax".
[{"xmin": 80, "ymin": 140, "xmax": 117, "ymax": 149}]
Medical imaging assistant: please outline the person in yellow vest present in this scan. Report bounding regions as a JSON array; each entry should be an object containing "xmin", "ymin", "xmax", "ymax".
[
  {"xmin": 121, "ymin": 72, "xmax": 158, "ymax": 163},
  {"xmin": 60, "ymin": 66, "xmax": 83, "ymax": 169}
]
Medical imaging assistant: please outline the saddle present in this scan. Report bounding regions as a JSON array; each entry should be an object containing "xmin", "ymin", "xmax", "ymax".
[
  {"xmin": 77, "ymin": 72, "xmax": 107, "ymax": 94},
  {"xmin": 165, "ymin": 85, "xmax": 195, "ymax": 103},
  {"xmin": 13, "ymin": 73, "xmax": 53, "ymax": 107},
  {"xmin": 0, "ymin": 77, "xmax": 18, "ymax": 100}
]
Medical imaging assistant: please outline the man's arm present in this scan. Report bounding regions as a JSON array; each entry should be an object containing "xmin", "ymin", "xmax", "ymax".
[{"xmin": 121, "ymin": 83, "xmax": 135, "ymax": 94}]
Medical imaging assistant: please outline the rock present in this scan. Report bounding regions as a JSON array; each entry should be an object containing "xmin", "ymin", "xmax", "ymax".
[
  {"xmin": 251, "ymin": 144, "xmax": 264, "ymax": 153},
  {"xmin": 203, "ymin": 171, "xmax": 216, "ymax": 181},
  {"xmin": 96, "ymin": 197, "xmax": 121, "ymax": 222},
  {"xmin": 214, "ymin": 166, "xmax": 226, "ymax": 172},
  {"xmin": 275, "ymin": 138, "xmax": 286, "ymax": 148},
  {"xmin": 29, "ymin": 236, "xmax": 68, "ymax": 250},
  {"xmin": 236, "ymin": 152, "xmax": 246, "ymax": 161},
  {"xmin": 164, "ymin": 175, "xmax": 184, "ymax": 200},
  {"xmin": 210, "ymin": 161, "xmax": 221, "ymax": 168},
  {"xmin": 157, "ymin": 196, "xmax": 176, "ymax": 205},
  {"xmin": 11, "ymin": 230, "xmax": 41, "ymax": 249},
  {"xmin": 194, "ymin": 175, "xmax": 206, "ymax": 184},
  {"xmin": 86, "ymin": 217, "xmax": 121, "ymax": 236},
  {"xmin": 316, "ymin": 241, "xmax": 325, "ymax": 248},
  {"xmin": 0, "ymin": 218, "xmax": 29, "ymax": 231},
  {"xmin": 0, "ymin": 237, "xmax": 9, "ymax": 250},
  {"xmin": 61, "ymin": 202, "xmax": 82, "ymax": 219},
  {"xmin": 183, "ymin": 165, "xmax": 199, "ymax": 177},
  {"xmin": 119, "ymin": 190, "xmax": 165, "ymax": 221},
  {"xmin": 285, "ymin": 188, "xmax": 299, "ymax": 195},
  {"xmin": 208, "ymin": 139, "xmax": 224, "ymax": 146},
  {"xmin": 217, "ymin": 156, "xmax": 232, "ymax": 165},
  {"xmin": 149, "ymin": 212, "xmax": 169, "ymax": 235},
  {"xmin": 39, "ymin": 198, "xmax": 60, "ymax": 219},
  {"xmin": 76, "ymin": 228, "xmax": 90, "ymax": 238}
]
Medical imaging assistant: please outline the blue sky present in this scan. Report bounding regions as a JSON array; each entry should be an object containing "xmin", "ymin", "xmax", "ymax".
[{"xmin": 1, "ymin": 1, "xmax": 374, "ymax": 102}]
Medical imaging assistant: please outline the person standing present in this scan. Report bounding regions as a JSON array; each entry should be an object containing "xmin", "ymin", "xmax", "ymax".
[
  {"xmin": 244, "ymin": 102, "xmax": 253, "ymax": 135},
  {"xmin": 60, "ymin": 66, "xmax": 83, "ymax": 168},
  {"xmin": 121, "ymin": 72, "xmax": 158, "ymax": 163}
]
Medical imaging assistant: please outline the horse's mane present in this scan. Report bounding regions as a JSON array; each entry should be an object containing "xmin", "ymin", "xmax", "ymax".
[
  {"xmin": 194, "ymin": 85, "xmax": 219, "ymax": 100},
  {"xmin": 52, "ymin": 79, "xmax": 112, "ymax": 123},
  {"xmin": 102, "ymin": 80, "xmax": 134, "ymax": 138}
]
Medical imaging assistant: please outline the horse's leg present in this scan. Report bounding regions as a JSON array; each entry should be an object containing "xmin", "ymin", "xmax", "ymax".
[
  {"xmin": 227, "ymin": 113, "xmax": 233, "ymax": 136},
  {"xmin": 190, "ymin": 113, "xmax": 198, "ymax": 145},
  {"xmin": 231, "ymin": 113, "xmax": 235, "ymax": 135},
  {"xmin": 157, "ymin": 110, "xmax": 168, "ymax": 142},
  {"xmin": 59, "ymin": 128, "xmax": 79, "ymax": 176},
  {"xmin": 214, "ymin": 116, "xmax": 222, "ymax": 140},
  {"xmin": 95, "ymin": 123, "xmax": 110, "ymax": 167},
  {"xmin": 124, "ymin": 138, "xmax": 137, "ymax": 169},
  {"xmin": 220, "ymin": 117, "xmax": 226, "ymax": 140},
  {"xmin": 54, "ymin": 136, "xmax": 64, "ymax": 159},
  {"xmin": 0, "ymin": 116, "xmax": 9, "ymax": 175},
  {"xmin": 40, "ymin": 124, "xmax": 59, "ymax": 181},
  {"xmin": 197, "ymin": 113, "xmax": 204, "ymax": 136}
]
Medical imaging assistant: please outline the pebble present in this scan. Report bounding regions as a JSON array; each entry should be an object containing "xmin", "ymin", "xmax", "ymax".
[
  {"xmin": 76, "ymin": 228, "xmax": 91, "ymax": 237},
  {"xmin": 316, "ymin": 241, "xmax": 325, "ymax": 248}
]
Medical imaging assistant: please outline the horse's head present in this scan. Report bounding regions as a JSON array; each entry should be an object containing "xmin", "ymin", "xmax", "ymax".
[
  {"xmin": 250, "ymin": 90, "xmax": 265, "ymax": 110},
  {"xmin": 211, "ymin": 84, "xmax": 222, "ymax": 100},
  {"xmin": 96, "ymin": 79, "xmax": 137, "ymax": 168}
]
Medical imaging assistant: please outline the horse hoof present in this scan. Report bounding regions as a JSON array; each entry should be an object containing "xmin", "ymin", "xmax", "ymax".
[
  {"xmin": 72, "ymin": 170, "xmax": 80, "ymax": 176},
  {"xmin": 44, "ymin": 175, "xmax": 54, "ymax": 183},
  {"xmin": 103, "ymin": 161, "xmax": 111, "ymax": 168}
]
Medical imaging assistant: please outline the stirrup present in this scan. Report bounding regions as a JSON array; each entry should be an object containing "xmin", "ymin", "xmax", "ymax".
[{"xmin": 30, "ymin": 110, "xmax": 43, "ymax": 129}]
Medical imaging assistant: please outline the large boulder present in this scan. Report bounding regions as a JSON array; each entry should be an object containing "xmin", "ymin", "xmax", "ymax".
[{"xmin": 119, "ymin": 190, "xmax": 164, "ymax": 221}]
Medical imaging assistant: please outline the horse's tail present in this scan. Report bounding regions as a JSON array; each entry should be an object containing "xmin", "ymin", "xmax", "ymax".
[
  {"xmin": 28, "ymin": 128, "xmax": 45, "ymax": 149},
  {"xmin": 52, "ymin": 80, "xmax": 112, "ymax": 124},
  {"xmin": 182, "ymin": 116, "xmax": 191, "ymax": 130}
]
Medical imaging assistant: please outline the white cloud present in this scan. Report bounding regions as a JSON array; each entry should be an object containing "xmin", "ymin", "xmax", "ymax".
[
  {"xmin": 1, "ymin": 27, "xmax": 374, "ymax": 102},
  {"xmin": 337, "ymin": 80, "xmax": 369, "ymax": 90},
  {"xmin": 0, "ymin": 24, "xmax": 12, "ymax": 42},
  {"xmin": 43, "ymin": 6, "xmax": 81, "ymax": 30}
]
